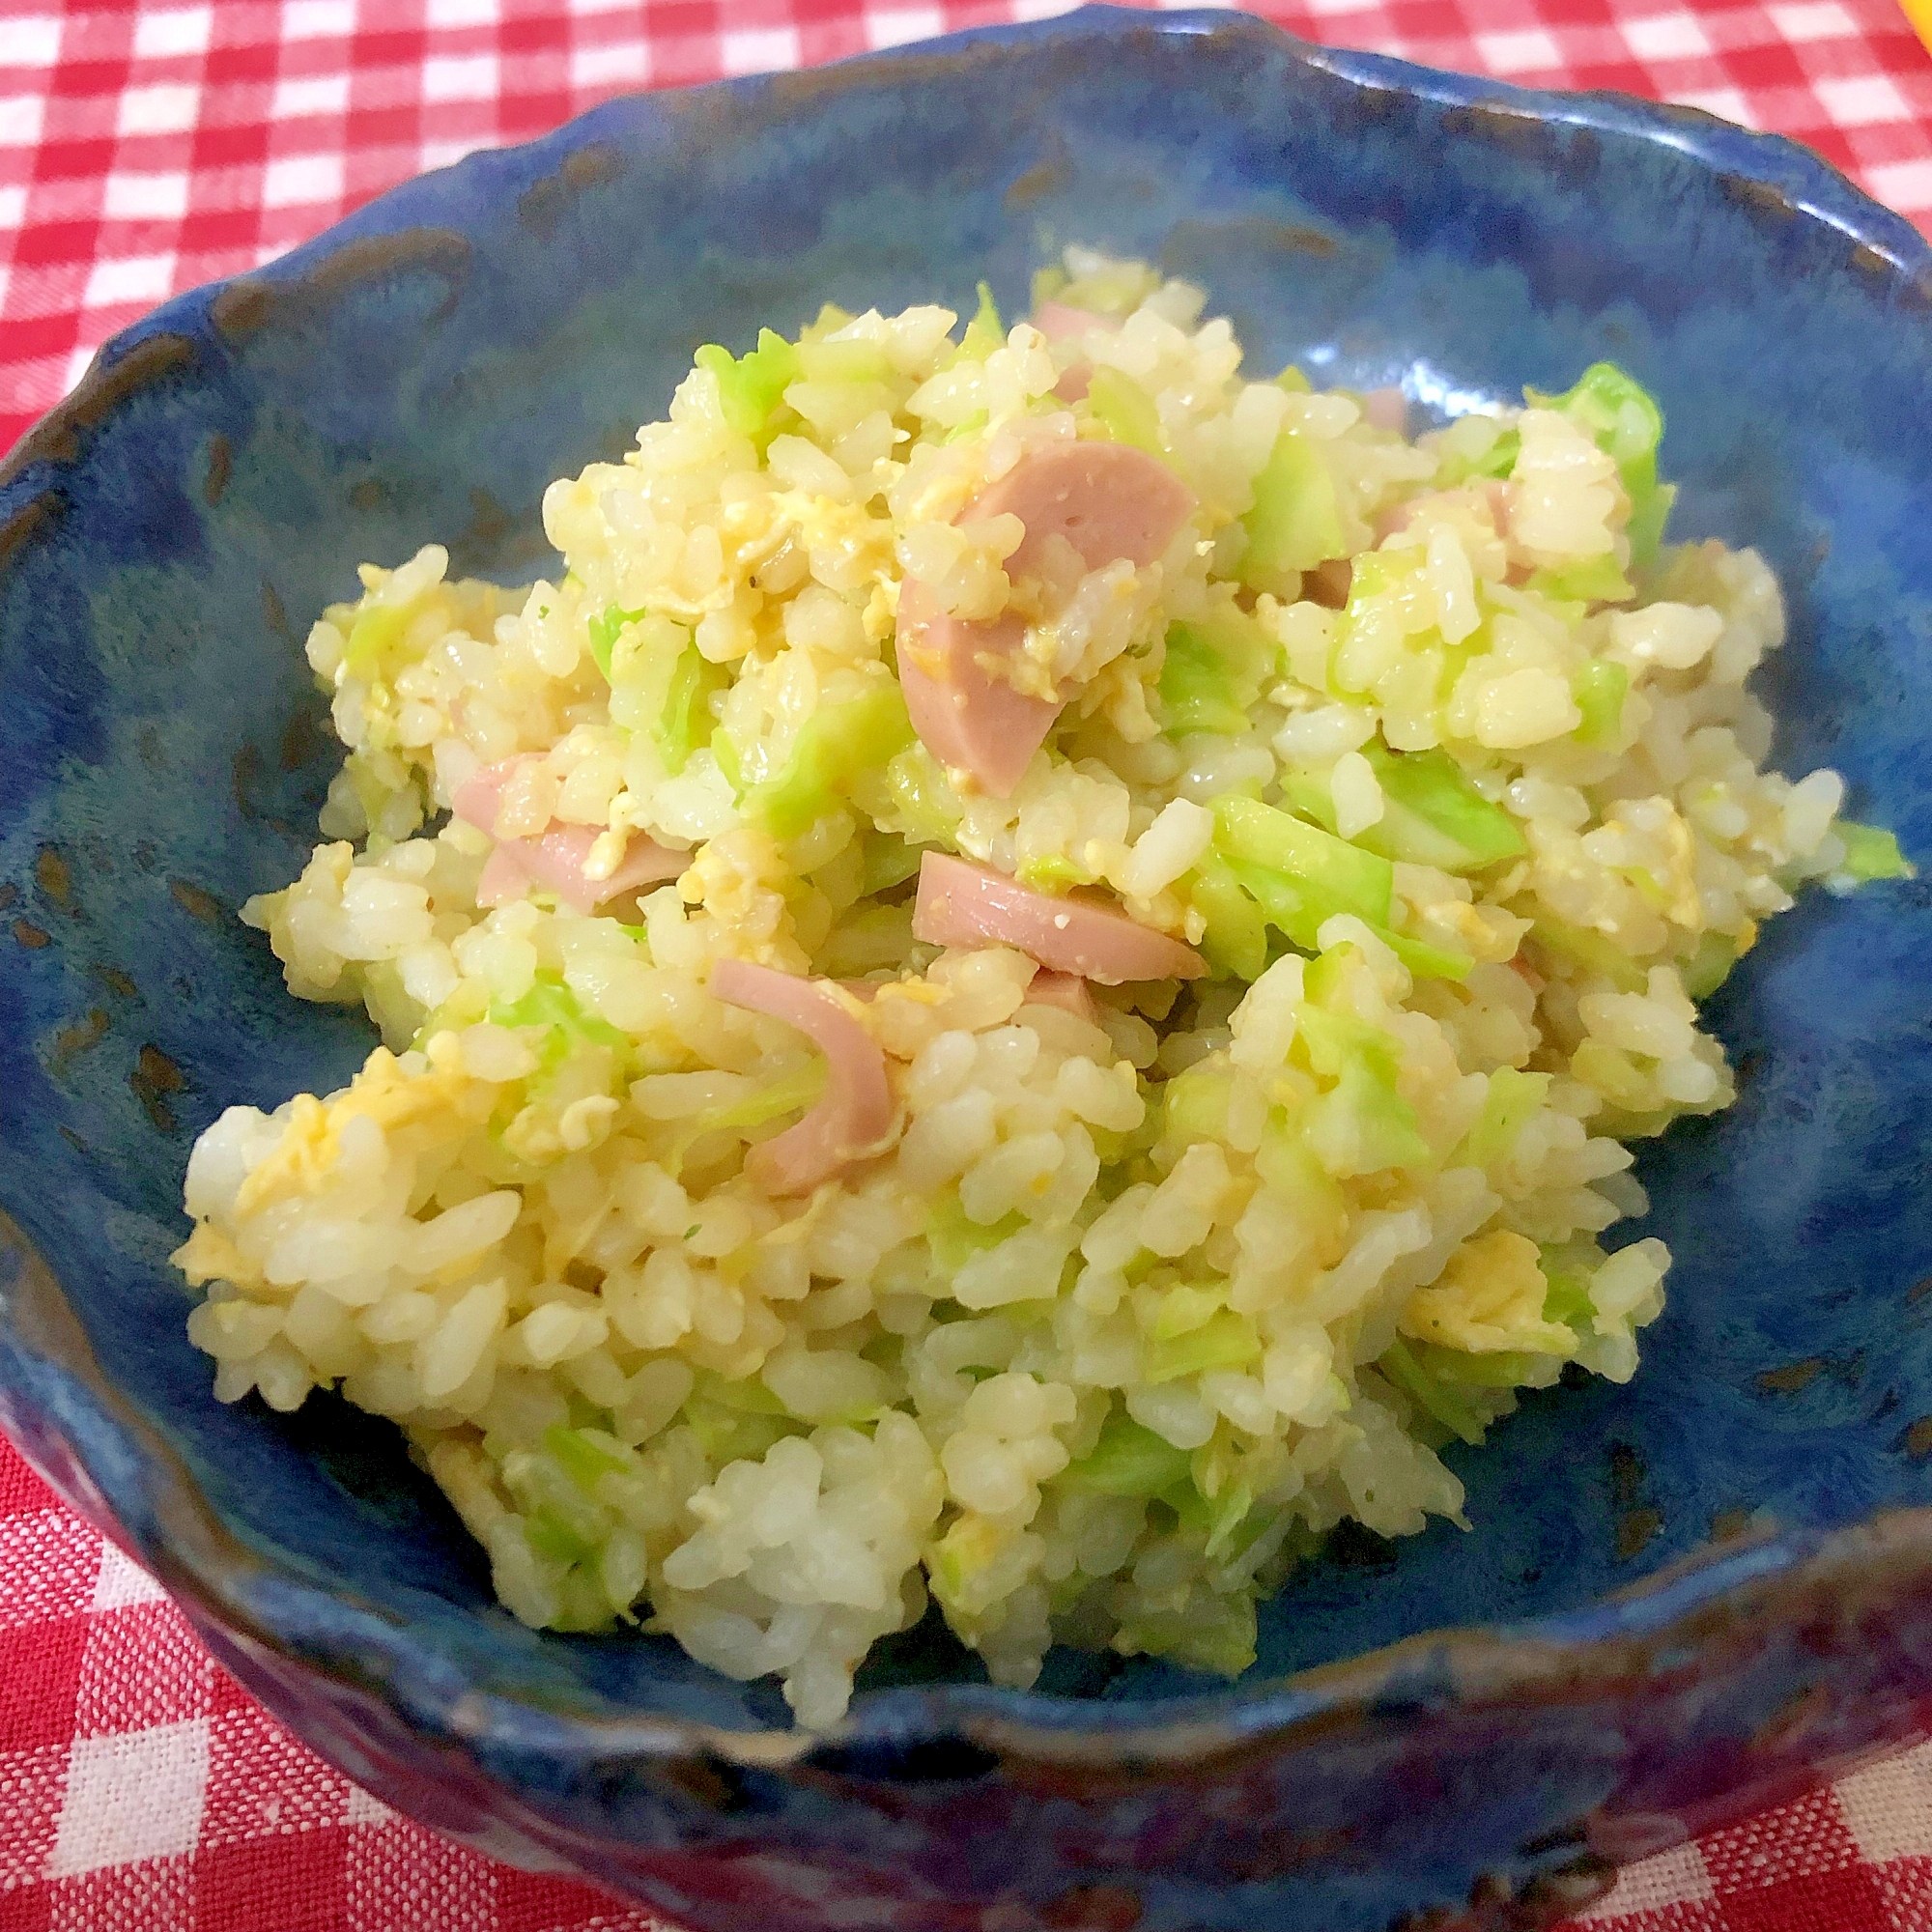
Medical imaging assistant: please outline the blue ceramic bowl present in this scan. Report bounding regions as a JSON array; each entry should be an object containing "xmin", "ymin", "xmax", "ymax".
[{"xmin": 4, "ymin": 11, "xmax": 1932, "ymax": 1928}]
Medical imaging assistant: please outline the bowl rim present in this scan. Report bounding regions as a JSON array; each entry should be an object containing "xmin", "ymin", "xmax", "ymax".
[{"xmin": 3, "ymin": 1, "xmax": 1931, "ymax": 1774}]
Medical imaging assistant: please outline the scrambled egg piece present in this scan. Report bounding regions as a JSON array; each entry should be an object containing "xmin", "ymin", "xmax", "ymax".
[
  {"xmin": 679, "ymin": 826, "xmax": 810, "ymax": 970},
  {"xmin": 232, "ymin": 1044, "xmax": 480, "ymax": 1216},
  {"xmin": 172, "ymin": 1223, "xmax": 263, "ymax": 1291},
  {"xmin": 1400, "ymin": 1229, "xmax": 1577, "ymax": 1356},
  {"xmin": 1602, "ymin": 799, "xmax": 1702, "ymax": 931},
  {"xmin": 773, "ymin": 492, "xmax": 897, "ymax": 605}
]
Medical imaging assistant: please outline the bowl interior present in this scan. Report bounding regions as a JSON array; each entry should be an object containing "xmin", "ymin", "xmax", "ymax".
[{"xmin": 3, "ymin": 7, "xmax": 1932, "ymax": 1736}]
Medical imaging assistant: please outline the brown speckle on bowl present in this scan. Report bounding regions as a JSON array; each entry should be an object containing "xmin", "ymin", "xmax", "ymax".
[
  {"xmin": 660, "ymin": 1756, "xmax": 746, "ymax": 1812},
  {"xmin": 230, "ymin": 743, "xmax": 300, "ymax": 838},
  {"xmin": 517, "ymin": 143, "xmax": 625, "ymax": 241},
  {"xmin": 1443, "ymin": 101, "xmax": 1602, "ymax": 186},
  {"xmin": 91, "ymin": 963, "xmax": 140, "ymax": 1001},
  {"xmin": 0, "ymin": 497, "xmax": 59, "ymax": 576},
  {"xmin": 448, "ymin": 485, "xmax": 553, "ymax": 578},
  {"xmin": 0, "ymin": 334, "xmax": 199, "ymax": 481},
  {"xmin": 203, "ymin": 433, "xmax": 231, "ymax": 507},
  {"xmin": 168, "ymin": 879, "xmax": 224, "ymax": 925},
  {"xmin": 1609, "ymin": 1441, "xmax": 1662, "ymax": 1561},
  {"xmin": 1003, "ymin": 137, "xmax": 1072, "ymax": 213},
  {"xmin": 1711, "ymin": 1506, "xmax": 1756, "ymax": 1543},
  {"xmin": 1038, "ymin": 1883, "xmax": 1141, "ymax": 1929},
  {"xmin": 1616, "ymin": 1511, "xmax": 1662, "ymax": 1563},
  {"xmin": 212, "ymin": 230, "xmax": 474, "ymax": 343},
  {"xmin": 1161, "ymin": 214, "xmax": 1345, "ymax": 281},
  {"xmin": 279, "ymin": 702, "xmax": 329, "ymax": 774},
  {"xmin": 262, "ymin": 579, "xmax": 294, "ymax": 641},
  {"xmin": 1748, "ymin": 1682, "xmax": 1834, "ymax": 1758},
  {"xmin": 129, "ymin": 1043, "xmax": 188, "ymax": 1133},
  {"xmin": 35, "ymin": 845, "xmax": 72, "ymax": 911},
  {"xmin": 1719, "ymin": 172, "xmax": 1799, "ymax": 229},
  {"xmin": 1393, "ymin": 1854, "xmax": 1616, "ymax": 1932},
  {"xmin": 1755, "ymin": 1356, "xmax": 1826, "ymax": 1395},
  {"xmin": 49, "ymin": 1009, "xmax": 110, "ymax": 1075}
]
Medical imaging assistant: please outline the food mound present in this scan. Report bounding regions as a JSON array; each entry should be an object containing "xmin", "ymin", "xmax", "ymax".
[{"xmin": 173, "ymin": 251, "xmax": 1906, "ymax": 1726}]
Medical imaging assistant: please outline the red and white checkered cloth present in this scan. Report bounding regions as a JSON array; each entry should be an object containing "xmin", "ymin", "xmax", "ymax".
[
  {"xmin": 1, "ymin": 0, "xmax": 1929, "ymax": 453},
  {"xmin": 9, "ymin": 1440, "xmax": 1932, "ymax": 1932},
  {"xmin": 4, "ymin": 3, "xmax": 1932, "ymax": 1928}
]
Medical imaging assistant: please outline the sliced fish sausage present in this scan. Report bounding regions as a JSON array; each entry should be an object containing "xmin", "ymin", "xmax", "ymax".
[
  {"xmin": 455, "ymin": 757, "xmax": 686, "ymax": 916},
  {"xmin": 912, "ymin": 851, "xmax": 1205, "ymax": 984},
  {"xmin": 896, "ymin": 442, "xmax": 1194, "ymax": 798},
  {"xmin": 710, "ymin": 959, "xmax": 896, "ymax": 1196}
]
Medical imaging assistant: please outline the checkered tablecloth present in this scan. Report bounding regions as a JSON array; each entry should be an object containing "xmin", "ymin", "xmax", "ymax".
[
  {"xmin": 10, "ymin": 1444, "xmax": 1932, "ymax": 1932},
  {"xmin": 4, "ymin": 2, "xmax": 1932, "ymax": 1928},
  {"xmin": 2, "ymin": 0, "xmax": 1931, "ymax": 451}
]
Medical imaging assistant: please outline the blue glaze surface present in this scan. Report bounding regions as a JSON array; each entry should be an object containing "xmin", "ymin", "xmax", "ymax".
[{"xmin": 3, "ymin": 11, "xmax": 1931, "ymax": 1928}]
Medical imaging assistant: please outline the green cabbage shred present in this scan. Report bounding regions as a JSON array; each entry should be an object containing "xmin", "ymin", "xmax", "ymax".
[{"xmin": 695, "ymin": 328, "xmax": 803, "ymax": 448}]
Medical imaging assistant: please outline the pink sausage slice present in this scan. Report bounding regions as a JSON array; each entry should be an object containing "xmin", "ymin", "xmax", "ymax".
[
  {"xmin": 978, "ymin": 440, "xmax": 1195, "ymax": 589},
  {"xmin": 1031, "ymin": 302, "xmax": 1116, "ymax": 399},
  {"xmin": 452, "ymin": 753, "xmax": 538, "ymax": 838},
  {"xmin": 476, "ymin": 822, "xmax": 688, "ymax": 915},
  {"xmin": 1023, "ymin": 969, "xmax": 1100, "ymax": 1024},
  {"xmin": 1376, "ymin": 478, "xmax": 1513, "ymax": 547},
  {"xmin": 912, "ymin": 852, "xmax": 1205, "ymax": 985},
  {"xmin": 896, "ymin": 442, "xmax": 1194, "ymax": 798},
  {"xmin": 894, "ymin": 602, "xmax": 1059, "ymax": 801},
  {"xmin": 1362, "ymin": 386, "xmax": 1408, "ymax": 435},
  {"xmin": 710, "ymin": 960, "xmax": 896, "ymax": 1195},
  {"xmin": 455, "ymin": 757, "xmax": 686, "ymax": 916},
  {"xmin": 1031, "ymin": 300, "xmax": 1112, "ymax": 342},
  {"xmin": 475, "ymin": 844, "xmax": 532, "ymax": 910}
]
